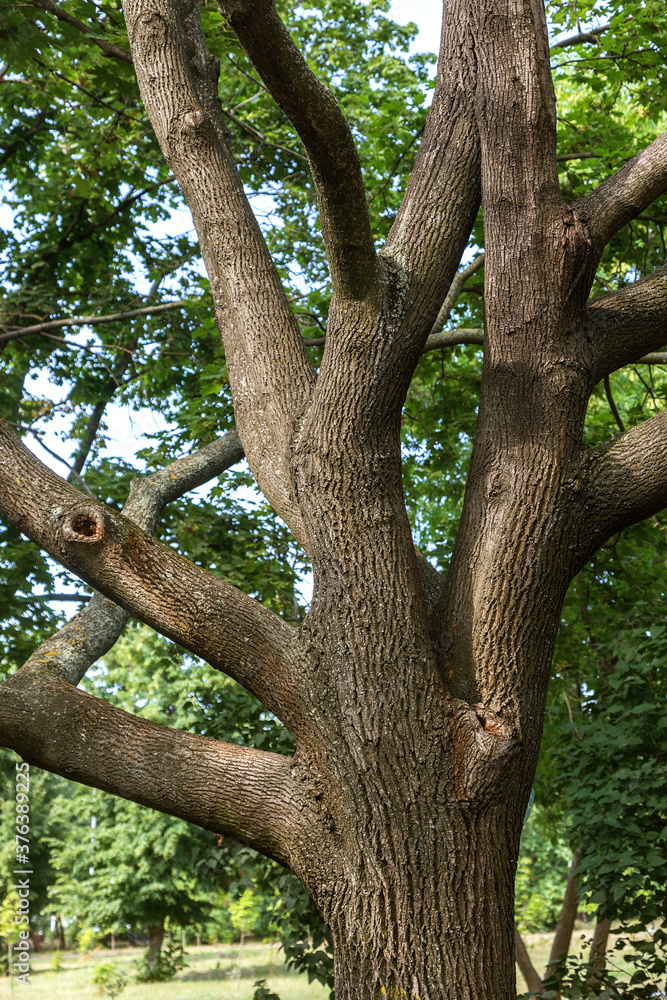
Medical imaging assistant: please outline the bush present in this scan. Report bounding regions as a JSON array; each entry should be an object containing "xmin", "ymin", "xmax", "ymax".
[
  {"xmin": 134, "ymin": 938, "xmax": 188, "ymax": 983},
  {"xmin": 253, "ymin": 980, "xmax": 281, "ymax": 1000},
  {"xmin": 77, "ymin": 928, "xmax": 99, "ymax": 954},
  {"xmin": 0, "ymin": 952, "xmax": 9, "ymax": 976},
  {"xmin": 91, "ymin": 962, "xmax": 127, "ymax": 998},
  {"xmin": 50, "ymin": 950, "xmax": 64, "ymax": 971}
]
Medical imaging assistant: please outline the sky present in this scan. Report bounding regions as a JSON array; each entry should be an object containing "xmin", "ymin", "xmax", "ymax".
[{"xmin": 389, "ymin": 0, "xmax": 442, "ymax": 54}]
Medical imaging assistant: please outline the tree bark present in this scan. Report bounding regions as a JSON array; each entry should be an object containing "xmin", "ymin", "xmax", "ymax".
[
  {"xmin": 2, "ymin": 0, "xmax": 667, "ymax": 997},
  {"xmin": 546, "ymin": 851, "xmax": 581, "ymax": 979},
  {"xmin": 146, "ymin": 921, "xmax": 164, "ymax": 971},
  {"xmin": 587, "ymin": 918, "xmax": 612, "ymax": 989}
]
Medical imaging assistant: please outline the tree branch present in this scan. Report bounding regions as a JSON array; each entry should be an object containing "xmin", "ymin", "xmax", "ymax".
[
  {"xmin": 586, "ymin": 409, "xmax": 667, "ymax": 542},
  {"xmin": 123, "ymin": 0, "xmax": 315, "ymax": 547},
  {"xmin": 550, "ymin": 24, "xmax": 611, "ymax": 51},
  {"xmin": 0, "ymin": 663, "xmax": 298, "ymax": 867},
  {"xmin": 382, "ymin": 0, "xmax": 481, "ymax": 340},
  {"xmin": 430, "ymin": 254, "xmax": 485, "ymax": 336},
  {"xmin": 30, "ymin": 0, "xmax": 133, "ymax": 62},
  {"xmin": 584, "ymin": 263, "xmax": 667, "ymax": 380},
  {"xmin": 0, "ymin": 420, "xmax": 301, "ymax": 726},
  {"xmin": 577, "ymin": 129, "xmax": 667, "ymax": 249},
  {"xmin": 12, "ymin": 428, "xmax": 245, "ymax": 688},
  {"xmin": 0, "ymin": 301, "xmax": 190, "ymax": 347},
  {"xmin": 216, "ymin": 0, "xmax": 378, "ymax": 300}
]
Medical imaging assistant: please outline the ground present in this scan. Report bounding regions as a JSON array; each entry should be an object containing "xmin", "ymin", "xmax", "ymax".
[
  {"xmin": 0, "ymin": 929, "xmax": 637, "ymax": 998},
  {"xmin": 0, "ymin": 940, "xmax": 329, "ymax": 1000}
]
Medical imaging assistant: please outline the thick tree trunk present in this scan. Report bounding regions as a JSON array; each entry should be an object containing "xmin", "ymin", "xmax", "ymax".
[
  {"xmin": 146, "ymin": 921, "xmax": 164, "ymax": 971},
  {"xmin": 323, "ymin": 813, "xmax": 518, "ymax": 1000}
]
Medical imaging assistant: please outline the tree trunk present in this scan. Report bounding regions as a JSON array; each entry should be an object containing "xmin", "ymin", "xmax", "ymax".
[
  {"xmin": 587, "ymin": 918, "xmax": 611, "ymax": 988},
  {"xmin": 324, "ymin": 824, "xmax": 518, "ymax": 1000},
  {"xmin": 515, "ymin": 926, "xmax": 544, "ymax": 997},
  {"xmin": 146, "ymin": 921, "xmax": 164, "ymax": 971},
  {"xmin": 545, "ymin": 850, "xmax": 581, "ymax": 986}
]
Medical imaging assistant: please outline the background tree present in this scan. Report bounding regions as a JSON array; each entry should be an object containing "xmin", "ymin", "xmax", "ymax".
[{"xmin": 1, "ymin": 1, "xmax": 667, "ymax": 998}]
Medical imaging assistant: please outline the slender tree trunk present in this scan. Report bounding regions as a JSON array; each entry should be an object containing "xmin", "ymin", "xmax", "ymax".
[
  {"xmin": 515, "ymin": 926, "xmax": 544, "ymax": 996},
  {"xmin": 146, "ymin": 921, "xmax": 164, "ymax": 971},
  {"xmin": 545, "ymin": 850, "xmax": 581, "ymax": 985},
  {"xmin": 587, "ymin": 918, "xmax": 611, "ymax": 989}
]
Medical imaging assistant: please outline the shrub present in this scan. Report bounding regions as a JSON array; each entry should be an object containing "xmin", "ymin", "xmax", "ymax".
[
  {"xmin": 253, "ymin": 980, "xmax": 281, "ymax": 1000},
  {"xmin": 50, "ymin": 950, "xmax": 64, "ymax": 971},
  {"xmin": 91, "ymin": 962, "xmax": 127, "ymax": 998}
]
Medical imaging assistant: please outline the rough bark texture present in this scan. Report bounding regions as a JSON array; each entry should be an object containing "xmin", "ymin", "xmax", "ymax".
[{"xmin": 2, "ymin": 0, "xmax": 667, "ymax": 996}]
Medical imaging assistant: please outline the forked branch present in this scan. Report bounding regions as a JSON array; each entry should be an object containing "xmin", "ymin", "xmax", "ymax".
[
  {"xmin": 0, "ymin": 664, "xmax": 299, "ymax": 867},
  {"xmin": 217, "ymin": 0, "xmax": 377, "ymax": 300},
  {"xmin": 123, "ymin": 0, "xmax": 315, "ymax": 545},
  {"xmin": 0, "ymin": 420, "xmax": 300, "ymax": 727},
  {"xmin": 578, "ymin": 129, "xmax": 667, "ymax": 249}
]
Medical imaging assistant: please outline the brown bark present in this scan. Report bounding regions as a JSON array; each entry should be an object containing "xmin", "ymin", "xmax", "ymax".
[
  {"xmin": 545, "ymin": 851, "xmax": 581, "ymax": 984},
  {"xmin": 146, "ymin": 922, "xmax": 164, "ymax": 970},
  {"xmin": 587, "ymin": 918, "xmax": 612, "ymax": 988},
  {"xmin": 515, "ymin": 926, "xmax": 544, "ymax": 996},
  {"xmin": 2, "ymin": 0, "xmax": 667, "ymax": 996}
]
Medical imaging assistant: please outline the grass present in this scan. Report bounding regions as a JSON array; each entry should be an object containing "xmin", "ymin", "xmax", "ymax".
[
  {"xmin": 1, "ymin": 927, "xmax": 653, "ymax": 998},
  {"xmin": 0, "ymin": 941, "xmax": 329, "ymax": 1000}
]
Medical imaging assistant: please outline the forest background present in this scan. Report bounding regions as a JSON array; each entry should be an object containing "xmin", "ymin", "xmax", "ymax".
[{"xmin": 0, "ymin": 0, "xmax": 666, "ymax": 996}]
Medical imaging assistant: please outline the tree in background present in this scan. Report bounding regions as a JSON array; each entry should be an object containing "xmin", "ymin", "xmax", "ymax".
[{"xmin": 0, "ymin": 0, "xmax": 667, "ymax": 997}]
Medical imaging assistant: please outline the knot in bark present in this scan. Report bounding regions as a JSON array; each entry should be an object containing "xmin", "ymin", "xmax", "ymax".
[
  {"xmin": 451, "ymin": 699, "xmax": 517, "ymax": 802},
  {"xmin": 59, "ymin": 506, "xmax": 107, "ymax": 545}
]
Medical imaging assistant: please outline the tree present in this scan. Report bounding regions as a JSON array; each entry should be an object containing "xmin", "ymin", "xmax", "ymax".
[{"xmin": 1, "ymin": 0, "xmax": 667, "ymax": 997}]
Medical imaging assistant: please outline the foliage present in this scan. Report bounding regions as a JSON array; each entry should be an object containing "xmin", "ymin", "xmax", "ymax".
[
  {"xmin": 134, "ymin": 938, "xmax": 188, "ymax": 983},
  {"xmin": 253, "ymin": 980, "xmax": 282, "ymax": 1000},
  {"xmin": 557, "ymin": 627, "xmax": 667, "ymax": 927},
  {"xmin": 91, "ymin": 961, "xmax": 127, "ymax": 998},
  {"xmin": 524, "ymin": 928, "xmax": 667, "ymax": 999},
  {"xmin": 515, "ymin": 806, "xmax": 574, "ymax": 933},
  {"xmin": 50, "ymin": 950, "xmax": 64, "ymax": 971}
]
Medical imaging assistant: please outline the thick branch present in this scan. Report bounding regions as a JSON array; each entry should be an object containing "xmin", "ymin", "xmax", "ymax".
[
  {"xmin": 123, "ymin": 0, "xmax": 315, "ymax": 545},
  {"xmin": 382, "ymin": 1, "xmax": 481, "ymax": 340},
  {"xmin": 584, "ymin": 264, "xmax": 667, "ymax": 380},
  {"xmin": 0, "ymin": 664, "xmax": 298, "ymax": 867},
  {"xmin": 0, "ymin": 420, "xmax": 300, "ymax": 724},
  {"xmin": 31, "ymin": 0, "xmax": 133, "ymax": 62},
  {"xmin": 15, "ymin": 429, "xmax": 244, "ymax": 688},
  {"xmin": 586, "ymin": 409, "xmax": 667, "ymax": 542},
  {"xmin": 0, "ymin": 301, "xmax": 189, "ymax": 347},
  {"xmin": 578, "ymin": 130, "xmax": 667, "ymax": 248},
  {"xmin": 217, "ymin": 0, "xmax": 377, "ymax": 300}
]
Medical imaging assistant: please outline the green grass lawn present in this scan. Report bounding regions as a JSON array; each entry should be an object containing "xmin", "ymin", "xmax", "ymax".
[
  {"xmin": 1, "ymin": 927, "xmax": 649, "ymax": 998},
  {"xmin": 0, "ymin": 941, "xmax": 329, "ymax": 1000}
]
